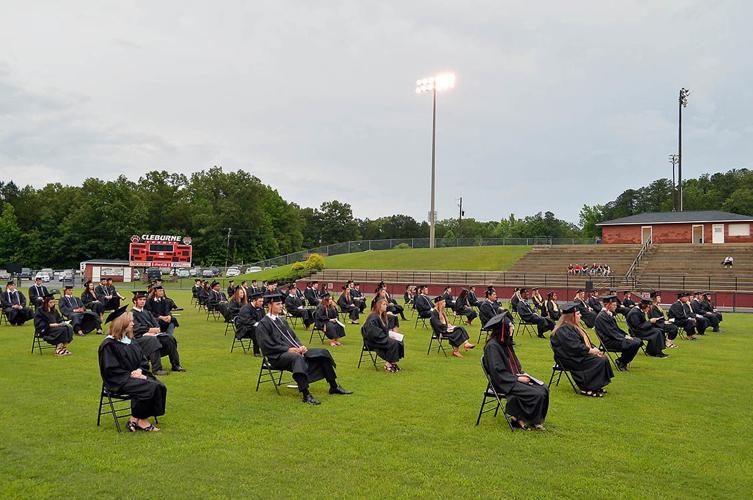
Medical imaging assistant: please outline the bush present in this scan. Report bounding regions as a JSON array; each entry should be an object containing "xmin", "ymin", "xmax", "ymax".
[
  {"xmin": 291, "ymin": 262, "xmax": 305, "ymax": 272},
  {"xmin": 304, "ymin": 253, "xmax": 325, "ymax": 271},
  {"xmin": 393, "ymin": 243, "xmax": 411, "ymax": 249}
]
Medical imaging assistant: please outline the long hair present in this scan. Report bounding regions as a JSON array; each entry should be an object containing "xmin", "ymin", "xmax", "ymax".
[
  {"xmin": 42, "ymin": 297, "xmax": 54, "ymax": 312},
  {"xmin": 552, "ymin": 311, "xmax": 592, "ymax": 347},
  {"xmin": 109, "ymin": 311, "xmax": 133, "ymax": 340},
  {"xmin": 435, "ymin": 300, "xmax": 447, "ymax": 324},
  {"xmin": 232, "ymin": 287, "xmax": 247, "ymax": 304},
  {"xmin": 370, "ymin": 297, "xmax": 389, "ymax": 326}
]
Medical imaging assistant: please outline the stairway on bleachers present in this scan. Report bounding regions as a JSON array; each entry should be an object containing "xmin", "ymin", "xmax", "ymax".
[
  {"xmin": 508, "ymin": 244, "xmax": 641, "ymax": 276},
  {"xmin": 636, "ymin": 243, "xmax": 753, "ymax": 278}
]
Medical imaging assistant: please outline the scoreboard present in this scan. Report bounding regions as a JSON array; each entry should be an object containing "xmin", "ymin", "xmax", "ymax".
[{"xmin": 129, "ymin": 234, "xmax": 193, "ymax": 268}]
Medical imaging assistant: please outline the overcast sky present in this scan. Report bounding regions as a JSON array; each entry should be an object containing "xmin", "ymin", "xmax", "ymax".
[{"xmin": 1, "ymin": 1, "xmax": 752, "ymax": 224}]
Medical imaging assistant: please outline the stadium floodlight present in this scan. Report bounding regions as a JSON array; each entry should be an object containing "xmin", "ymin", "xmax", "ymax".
[
  {"xmin": 416, "ymin": 72, "xmax": 456, "ymax": 249},
  {"xmin": 677, "ymin": 88, "xmax": 690, "ymax": 211}
]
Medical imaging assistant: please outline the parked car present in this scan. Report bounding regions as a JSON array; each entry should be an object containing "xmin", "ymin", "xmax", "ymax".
[
  {"xmin": 246, "ymin": 266, "xmax": 262, "ymax": 273},
  {"xmin": 59, "ymin": 270, "xmax": 74, "ymax": 282},
  {"xmin": 226, "ymin": 266, "xmax": 241, "ymax": 277},
  {"xmin": 0, "ymin": 269, "xmax": 10, "ymax": 280},
  {"xmin": 35, "ymin": 271, "xmax": 51, "ymax": 282},
  {"xmin": 201, "ymin": 269, "xmax": 215, "ymax": 278},
  {"xmin": 146, "ymin": 268, "xmax": 162, "ymax": 282},
  {"xmin": 18, "ymin": 268, "xmax": 33, "ymax": 279},
  {"xmin": 190, "ymin": 267, "xmax": 201, "ymax": 277},
  {"xmin": 177, "ymin": 268, "xmax": 190, "ymax": 278}
]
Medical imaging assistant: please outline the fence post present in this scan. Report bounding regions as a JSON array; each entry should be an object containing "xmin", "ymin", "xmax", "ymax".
[
  {"xmin": 411, "ymin": 238, "xmax": 414, "ymax": 248},
  {"xmin": 348, "ymin": 241, "xmax": 351, "ymax": 253},
  {"xmin": 389, "ymin": 239, "xmax": 393, "ymax": 249},
  {"xmin": 733, "ymin": 291, "xmax": 736, "ymax": 312}
]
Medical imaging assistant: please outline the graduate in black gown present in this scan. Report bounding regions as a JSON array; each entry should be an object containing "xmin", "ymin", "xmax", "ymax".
[
  {"xmin": 28, "ymin": 277, "xmax": 50, "ymax": 309},
  {"xmin": 479, "ymin": 288, "xmax": 506, "ymax": 327},
  {"xmin": 145, "ymin": 285, "xmax": 180, "ymax": 335},
  {"xmin": 626, "ymin": 300, "xmax": 668, "ymax": 357},
  {"xmin": 454, "ymin": 288, "xmax": 478, "ymax": 325},
  {"xmin": 34, "ymin": 293, "xmax": 74, "ymax": 356},
  {"xmin": 700, "ymin": 292, "xmax": 723, "ymax": 331},
  {"xmin": 98, "ymin": 306, "xmax": 166, "ymax": 432},
  {"xmin": 314, "ymin": 294, "xmax": 346, "ymax": 346},
  {"xmin": 544, "ymin": 292, "xmax": 561, "ymax": 321},
  {"xmin": 691, "ymin": 292, "xmax": 720, "ymax": 332},
  {"xmin": 235, "ymin": 291, "xmax": 265, "ymax": 356},
  {"xmin": 284, "ymin": 283, "xmax": 314, "ymax": 328},
  {"xmin": 81, "ymin": 280, "xmax": 105, "ymax": 322},
  {"xmin": 550, "ymin": 303, "xmax": 614, "ymax": 397},
  {"xmin": 223, "ymin": 286, "xmax": 246, "ymax": 322},
  {"xmin": 2, "ymin": 281, "xmax": 34, "ymax": 325},
  {"xmin": 304, "ymin": 282, "xmax": 321, "ymax": 307},
  {"xmin": 430, "ymin": 296, "xmax": 475, "ymax": 358},
  {"xmin": 649, "ymin": 291, "xmax": 680, "ymax": 347},
  {"xmin": 256, "ymin": 294, "xmax": 352, "ymax": 405},
  {"xmin": 413, "ymin": 286, "xmax": 434, "ymax": 321},
  {"xmin": 516, "ymin": 288, "xmax": 555, "ymax": 338},
  {"xmin": 363, "ymin": 297, "xmax": 405, "ymax": 373},
  {"xmin": 530, "ymin": 288, "xmax": 546, "ymax": 316},
  {"xmin": 207, "ymin": 281, "xmax": 230, "ymax": 318},
  {"xmin": 131, "ymin": 291, "xmax": 185, "ymax": 376},
  {"xmin": 482, "ymin": 312, "xmax": 549, "ymax": 430},
  {"xmin": 59, "ymin": 285, "xmax": 102, "ymax": 335},
  {"xmin": 573, "ymin": 289, "xmax": 597, "ymax": 328},
  {"xmin": 669, "ymin": 292, "xmax": 706, "ymax": 337},
  {"xmin": 467, "ymin": 286, "xmax": 481, "ymax": 308},
  {"xmin": 586, "ymin": 290, "xmax": 603, "ymax": 314},
  {"xmin": 594, "ymin": 295, "xmax": 643, "ymax": 371},
  {"xmin": 337, "ymin": 286, "xmax": 360, "ymax": 324}
]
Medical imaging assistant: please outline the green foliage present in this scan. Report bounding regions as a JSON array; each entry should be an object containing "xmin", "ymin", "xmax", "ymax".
[
  {"xmin": 0, "ymin": 202, "xmax": 22, "ymax": 264},
  {"xmin": 291, "ymin": 262, "xmax": 305, "ymax": 271},
  {"xmin": 393, "ymin": 243, "xmax": 411, "ymax": 249},
  {"xmin": 304, "ymin": 253, "xmax": 325, "ymax": 270}
]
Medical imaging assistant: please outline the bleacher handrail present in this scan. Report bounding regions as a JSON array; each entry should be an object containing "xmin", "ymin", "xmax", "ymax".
[{"xmin": 624, "ymin": 237, "xmax": 652, "ymax": 284}]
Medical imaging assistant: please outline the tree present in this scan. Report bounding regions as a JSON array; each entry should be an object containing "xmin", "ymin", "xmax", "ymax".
[{"xmin": 0, "ymin": 203, "xmax": 21, "ymax": 264}]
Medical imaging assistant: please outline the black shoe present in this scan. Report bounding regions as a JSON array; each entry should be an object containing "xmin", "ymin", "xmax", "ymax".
[
  {"xmin": 329, "ymin": 385, "xmax": 353, "ymax": 395},
  {"xmin": 172, "ymin": 307, "xmax": 184, "ymax": 311},
  {"xmin": 253, "ymin": 352, "xmax": 261, "ymax": 357},
  {"xmin": 303, "ymin": 394, "xmax": 320, "ymax": 405},
  {"xmin": 172, "ymin": 366, "xmax": 186, "ymax": 372},
  {"xmin": 96, "ymin": 329, "xmax": 104, "ymax": 335},
  {"xmin": 154, "ymin": 369, "xmax": 170, "ymax": 376},
  {"xmin": 653, "ymin": 353, "xmax": 669, "ymax": 358},
  {"xmin": 537, "ymin": 334, "xmax": 545, "ymax": 339}
]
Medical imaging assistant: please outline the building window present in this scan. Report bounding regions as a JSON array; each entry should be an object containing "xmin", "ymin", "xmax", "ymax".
[{"xmin": 729, "ymin": 223, "xmax": 751, "ymax": 237}]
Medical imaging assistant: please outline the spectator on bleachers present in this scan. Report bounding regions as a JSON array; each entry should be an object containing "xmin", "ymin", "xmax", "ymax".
[{"xmin": 722, "ymin": 256, "xmax": 733, "ymax": 269}]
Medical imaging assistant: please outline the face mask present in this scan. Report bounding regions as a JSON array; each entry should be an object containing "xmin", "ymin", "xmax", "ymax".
[{"xmin": 119, "ymin": 336, "xmax": 132, "ymax": 345}]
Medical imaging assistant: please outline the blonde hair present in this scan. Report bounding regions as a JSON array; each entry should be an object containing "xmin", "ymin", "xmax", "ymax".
[
  {"xmin": 108, "ymin": 312, "xmax": 133, "ymax": 340},
  {"xmin": 552, "ymin": 311, "xmax": 592, "ymax": 347}
]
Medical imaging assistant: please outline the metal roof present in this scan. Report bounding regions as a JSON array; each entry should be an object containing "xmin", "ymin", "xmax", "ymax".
[
  {"xmin": 80, "ymin": 259, "xmax": 131, "ymax": 265},
  {"xmin": 597, "ymin": 210, "xmax": 753, "ymax": 226}
]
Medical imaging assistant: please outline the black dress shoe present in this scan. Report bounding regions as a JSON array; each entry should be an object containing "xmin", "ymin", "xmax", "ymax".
[
  {"xmin": 172, "ymin": 366, "xmax": 187, "ymax": 372},
  {"xmin": 303, "ymin": 394, "xmax": 320, "ymax": 405},
  {"xmin": 154, "ymin": 369, "xmax": 170, "ymax": 376},
  {"xmin": 653, "ymin": 353, "xmax": 669, "ymax": 358},
  {"xmin": 329, "ymin": 385, "xmax": 353, "ymax": 395}
]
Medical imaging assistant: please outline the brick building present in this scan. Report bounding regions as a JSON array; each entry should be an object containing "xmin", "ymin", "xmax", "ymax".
[{"xmin": 597, "ymin": 210, "xmax": 753, "ymax": 244}]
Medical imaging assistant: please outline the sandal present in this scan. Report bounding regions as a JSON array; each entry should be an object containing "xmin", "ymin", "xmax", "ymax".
[
  {"xmin": 137, "ymin": 423, "xmax": 160, "ymax": 432},
  {"xmin": 580, "ymin": 390, "xmax": 602, "ymax": 398},
  {"xmin": 534, "ymin": 424, "xmax": 547, "ymax": 431},
  {"xmin": 125, "ymin": 420, "xmax": 138, "ymax": 433}
]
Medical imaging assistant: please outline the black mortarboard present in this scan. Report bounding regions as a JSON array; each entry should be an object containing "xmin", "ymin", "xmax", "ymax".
[
  {"xmin": 649, "ymin": 290, "xmax": 660, "ymax": 298},
  {"xmin": 531, "ymin": 287, "xmax": 539, "ymax": 291},
  {"xmin": 131, "ymin": 290, "xmax": 148, "ymax": 299},
  {"xmin": 210, "ymin": 281, "xmax": 220, "ymax": 287},
  {"xmin": 640, "ymin": 298, "xmax": 653, "ymax": 306},
  {"xmin": 249, "ymin": 291, "xmax": 264, "ymax": 300},
  {"xmin": 677, "ymin": 291, "xmax": 690, "ymax": 298},
  {"xmin": 152, "ymin": 284, "xmax": 164, "ymax": 290},
  {"xmin": 561, "ymin": 302, "xmax": 578, "ymax": 314},
  {"xmin": 602, "ymin": 295, "xmax": 618, "ymax": 304},
  {"xmin": 433, "ymin": 296, "xmax": 445, "ymax": 303},
  {"xmin": 7, "ymin": 281, "xmax": 14, "ymax": 286},
  {"xmin": 64, "ymin": 285, "xmax": 74, "ymax": 290},
  {"xmin": 105, "ymin": 306, "xmax": 128, "ymax": 324},
  {"xmin": 321, "ymin": 292, "xmax": 331, "ymax": 299},
  {"xmin": 519, "ymin": 287, "xmax": 529, "ymax": 293},
  {"xmin": 623, "ymin": 290, "xmax": 631, "ymax": 295},
  {"xmin": 575, "ymin": 288, "xmax": 584, "ymax": 293},
  {"xmin": 263, "ymin": 293, "xmax": 283, "ymax": 305},
  {"xmin": 43, "ymin": 292, "xmax": 57, "ymax": 299},
  {"xmin": 483, "ymin": 312, "xmax": 510, "ymax": 331}
]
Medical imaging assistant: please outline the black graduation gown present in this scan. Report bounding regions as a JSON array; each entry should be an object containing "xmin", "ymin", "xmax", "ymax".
[
  {"xmin": 668, "ymin": 301, "xmax": 706, "ymax": 334},
  {"xmin": 483, "ymin": 338, "xmax": 549, "ymax": 425},
  {"xmin": 285, "ymin": 294, "xmax": 314, "ymax": 326},
  {"xmin": 98, "ymin": 337, "xmax": 167, "ymax": 419},
  {"xmin": 626, "ymin": 308, "xmax": 665, "ymax": 355},
  {"xmin": 362, "ymin": 314, "xmax": 404, "ymax": 363},
  {"xmin": 692, "ymin": 300, "xmax": 720, "ymax": 331},
  {"xmin": 224, "ymin": 299, "xmax": 243, "ymax": 322},
  {"xmin": 1, "ymin": 290, "xmax": 34, "ymax": 325},
  {"xmin": 587, "ymin": 297, "xmax": 603, "ymax": 313},
  {"xmin": 336, "ymin": 294, "xmax": 359, "ymax": 321},
  {"xmin": 454, "ymin": 296, "xmax": 478, "ymax": 322},
  {"xmin": 594, "ymin": 310, "xmax": 642, "ymax": 364},
  {"xmin": 649, "ymin": 304, "xmax": 679, "ymax": 340},
  {"xmin": 516, "ymin": 300, "xmax": 554, "ymax": 335},
  {"xmin": 145, "ymin": 297, "xmax": 180, "ymax": 331},
  {"xmin": 29, "ymin": 284, "xmax": 49, "ymax": 308},
  {"xmin": 81, "ymin": 290, "xmax": 105, "ymax": 314},
  {"xmin": 429, "ymin": 309, "xmax": 469, "ymax": 347},
  {"xmin": 701, "ymin": 299, "xmax": 723, "ymax": 325},
  {"xmin": 545, "ymin": 300, "xmax": 561, "ymax": 321},
  {"xmin": 33, "ymin": 308, "xmax": 73, "ymax": 345},
  {"xmin": 59, "ymin": 295, "xmax": 101, "ymax": 333},
  {"xmin": 255, "ymin": 315, "xmax": 337, "ymax": 388},
  {"xmin": 304, "ymin": 287, "xmax": 320, "ymax": 307},
  {"xmin": 550, "ymin": 323, "xmax": 613, "ymax": 391},
  {"xmin": 575, "ymin": 299, "xmax": 597, "ymax": 328},
  {"xmin": 235, "ymin": 303, "xmax": 264, "ymax": 341},
  {"xmin": 414, "ymin": 295, "xmax": 433, "ymax": 319},
  {"xmin": 131, "ymin": 308, "xmax": 181, "ymax": 370},
  {"xmin": 95, "ymin": 284, "xmax": 121, "ymax": 310},
  {"xmin": 208, "ymin": 290, "xmax": 229, "ymax": 317},
  {"xmin": 313, "ymin": 305, "xmax": 346, "ymax": 339},
  {"xmin": 468, "ymin": 291, "xmax": 481, "ymax": 308},
  {"xmin": 479, "ymin": 300, "xmax": 504, "ymax": 327}
]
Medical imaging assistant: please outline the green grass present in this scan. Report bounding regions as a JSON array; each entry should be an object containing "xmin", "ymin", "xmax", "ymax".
[{"xmin": 2, "ymin": 290, "xmax": 752, "ymax": 499}]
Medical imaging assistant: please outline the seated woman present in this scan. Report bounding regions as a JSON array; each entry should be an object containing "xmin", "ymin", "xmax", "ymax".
[
  {"xmin": 225, "ymin": 286, "xmax": 247, "ymax": 321},
  {"xmin": 483, "ymin": 313, "xmax": 549, "ymax": 430},
  {"xmin": 454, "ymin": 289, "xmax": 478, "ymax": 326},
  {"xmin": 34, "ymin": 293, "xmax": 74, "ymax": 356},
  {"xmin": 314, "ymin": 294, "xmax": 346, "ymax": 346},
  {"xmin": 373, "ymin": 288, "xmax": 400, "ymax": 329},
  {"xmin": 550, "ymin": 302, "xmax": 614, "ymax": 397},
  {"xmin": 363, "ymin": 297, "xmax": 405, "ymax": 373},
  {"xmin": 531, "ymin": 288, "xmax": 545, "ymax": 315},
  {"xmin": 98, "ymin": 306, "xmax": 167, "ymax": 432},
  {"xmin": 81, "ymin": 280, "xmax": 105, "ymax": 321},
  {"xmin": 403, "ymin": 285, "xmax": 415, "ymax": 306},
  {"xmin": 544, "ymin": 292, "xmax": 560, "ymax": 320},
  {"xmin": 336, "ymin": 286, "xmax": 360, "ymax": 324},
  {"xmin": 430, "ymin": 296, "xmax": 475, "ymax": 358}
]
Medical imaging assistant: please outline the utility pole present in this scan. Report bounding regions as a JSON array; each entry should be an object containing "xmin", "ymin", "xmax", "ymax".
[
  {"xmin": 669, "ymin": 154, "xmax": 679, "ymax": 211},
  {"xmin": 224, "ymin": 227, "xmax": 232, "ymax": 272},
  {"xmin": 457, "ymin": 197, "xmax": 464, "ymax": 237},
  {"xmin": 678, "ymin": 88, "xmax": 689, "ymax": 211}
]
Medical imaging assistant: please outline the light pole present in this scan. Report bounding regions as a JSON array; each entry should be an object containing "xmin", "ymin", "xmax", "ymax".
[
  {"xmin": 669, "ymin": 154, "xmax": 679, "ymax": 211},
  {"xmin": 416, "ymin": 72, "xmax": 456, "ymax": 248},
  {"xmin": 678, "ymin": 88, "xmax": 689, "ymax": 211}
]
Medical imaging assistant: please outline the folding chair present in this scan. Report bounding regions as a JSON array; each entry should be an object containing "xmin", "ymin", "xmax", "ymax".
[
  {"xmin": 628, "ymin": 327, "xmax": 650, "ymax": 356},
  {"xmin": 224, "ymin": 317, "xmax": 237, "ymax": 336},
  {"xmin": 414, "ymin": 312, "xmax": 430, "ymax": 329},
  {"xmin": 547, "ymin": 357, "xmax": 578, "ymax": 393},
  {"xmin": 31, "ymin": 331, "xmax": 55, "ymax": 355},
  {"xmin": 357, "ymin": 327, "xmax": 380, "ymax": 370},
  {"xmin": 0, "ymin": 311, "xmax": 8, "ymax": 326},
  {"xmin": 97, "ymin": 383, "xmax": 158, "ymax": 432},
  {"xmin": 475, "ymin": 356, "xmax": 515, "ymax": 431},
  {"xmin": 517, "ymin": 321, "xmax": 536, "ymax": 338},
  {"xmin": 592, "ymin": 329, "xmax": 621, "ymax": 371},
  {"xmin": 477, "ymin": 325, "xmax": 493, "ymax": 344},
  {"xmin": 256, "ymin": 355, "xmax": 292, "ymax": 395},
  {"xmin": 426, "ymin": 330, "xmax": 448, "ymax": 357},
  {"xmin": 309, "ymin": 325, "xmax": 326, "ymax": 344},
  {"xmin": 230, "ymin": 331, "xmax": 253, "ymax": 353}
]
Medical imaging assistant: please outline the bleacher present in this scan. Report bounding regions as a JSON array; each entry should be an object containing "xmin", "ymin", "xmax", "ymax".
[{"xmin": 508, "ymin": 244, "xmax": 641, "ymax": 275}]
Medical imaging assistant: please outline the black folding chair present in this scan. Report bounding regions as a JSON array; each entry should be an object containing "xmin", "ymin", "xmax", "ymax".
[
  {"xmin": 230, "ymin": 330, "xmax": 253, "ymax": 353},
  {"xmin": 224, "ymin": 316, "xmax": 237, "ymax": 337},
  {"xmin": 547, "ymin": 357, "xmax": 578, "ymax": 393},
  {"xmin": 97, "ymin": 383, "xmax": 158, "ymax": 432},
  {"xmin": 357, "ymin": 325, "xmax": 380, "ymax": 370},
  {"xmin": 477, "ymin": 325, "xmax": 493, "ymax": 344},
  {"xmin": 475, "ymin": 356, "xmax": 515, "ymax": 431},
  {"xmin": 427, "ymin": 330, "xmax": 448, "ymax": 357},
  {"xmin": 414, "ymin": 312, "xmax": 430, "ymax": 329},
  {"xmin": 255, "ymin": 355, "xmax": 292, "ymax": 395},
  {"xmin": 309, "ymin": 325, "xmax": 326, "ymax": 344},
  {"xmin": 593, "ymin": 329, "xmax": 621, "ymax": 372},
  {"xmin": 517, "ymin": 320, "xmax": 536, "ymax": 338},
  {"xmin": 31, "ymin": 331, "xmax": 55, "ymax": 355},
  {"xmin": 628, "ymin": 327, "xmax": 650, "ymax": 356}
]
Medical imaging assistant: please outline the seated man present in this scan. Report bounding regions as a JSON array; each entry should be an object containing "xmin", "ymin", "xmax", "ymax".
[
  {"xmin": 151, "ymin": 278, "xmax": 181, "ymax": 310},
  {"xmin": 691, "ymin": 292, "xmax": 720, "ymax": 332},
  {"xmin": 59, "ymin": 285, "xmax": 103, "ymax": 335},
  {"xmin": 649, "ymin": 291, "xmax": 680, "ymax": 347},
  {"xmin": 350, "ymin": 283, "xmax": 367, "ymax": 313},
  {"xmin": 509, "ymin": 288, "xmax": 521, "ymax": 312},
  {"xmin": 516, "ymin": 288, "xmax": 555, "ymax": 338},
  {"xmin": 700, "ymin": 292, "xmax": 723, "ymax": 331},
  {"xmin": 95, "ymin": 278, "xmax": 123, "ymax": 311},
  {"xmin": 622, "ymin": 291, "xmax": 636, "ymax": 309},
  {"xmin": 479, "ymin": 288, "xmax": 505, "ymax": 327},
  {"xmin": 626, "ymin": 299, "xmax": 668, "ymax": 358},
  {"xmin": 669, "ymin": 292, "xmax": 707, "ymax": 337},
  {"xmin": 191, "ymin": 279, "xmax": 202, "ymax": 301},
  {"xmin": 594, "ymin": 295, "xmax": 643, "ymax": 371},
  {"xmin": 441, "ymin": 286, "xmax": 456, "ymax": 311},
  {"xmin": 207, "ymin": 281, "xmax": 229, "ymax": 317},
  {"xmin": 2, "ymin": 281, "xmax": 34, "ymax": 325},
  {"xmin": 467, "ymin": 286, "xmax": 481, "ymax": 308},
  {"xmin": 131, "ymin": 291, "xmax": 185, "ymax": 375},
  {"xmin": 284, "ymin": 283, "xmax": 314, "ymax": 328},
  {"xmin": 304, "ymin": 281, "xmax": 321, "ymax": 307},
  {"xmin": 236, "ymin": 291, "xmax": 265, "ymax": 356},
  {"xmin": 145, "ymin": 285, "xmax": 179, "ymax": 336},
  {"xmin": 29, "ymin": 277, "xmax": 50, "ymax": 309},
  {"xmin": 573, "ymin": 289, "xmax": 596, "ymax": 328},
  {"xmin": 413, "ymin": 285, "xmax": 434, "ymax": 321},
  {"xmin": 586, "ymin": 289, "xmax": 603, "ymax": 314},
  {"xmin": 226, "ymin": 280, "xmax": 236, "ymax": 298},
  {"xmin": 256, "ymin": 293, "xmax": 352, "ymax": 405}
]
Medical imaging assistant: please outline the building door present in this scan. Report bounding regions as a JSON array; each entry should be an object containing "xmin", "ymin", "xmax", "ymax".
[
  {"xmin": 712, "ymin": 224, "xmax": 725, "ymax": 244},
  {"xmin": 641, "ymin": 226, "xmax": 652, "ymax": 244},
  {"xmin": 692, "ymin": 225, "xmax": 704, "ymax": 244},
  {"xmin": 92, "ymin": 266, "xmax": 101, "ymax": 281}
]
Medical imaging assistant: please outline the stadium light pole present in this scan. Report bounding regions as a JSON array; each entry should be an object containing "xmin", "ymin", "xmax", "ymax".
[
  {"xmin": 416, "ymin": 72, "xmax": 456, "ymax": 249},
  {"xmin": 669, "ymin": 154, "xmax": 679, "ymax": 211},
  {"xmin": 678, "ymin": 88, "xmax": 689, "ymax": 211}
]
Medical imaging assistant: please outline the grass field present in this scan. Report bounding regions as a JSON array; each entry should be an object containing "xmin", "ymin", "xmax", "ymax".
[{"xmin": 2, "ymin": 289, "xmax": 752, "ymax": 499}]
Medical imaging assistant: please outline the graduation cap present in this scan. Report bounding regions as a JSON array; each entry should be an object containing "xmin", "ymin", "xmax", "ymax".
[
  {"xmin": 433, "ymin": 295, "xmax": 445, "ymax": 303},
  {"xmin": 640, "ymin": 298, "xmax": 653, "ymax": 306},
  {"xmin": 152, "ymin": 284, "xmax": 164, "ymax": 290},
  {"xmin": 105, "ymin": 306, "xmax": 128, "ymax": 324},
  {"xmin": 519, "ymin": 287, "xmax": 529, "ymax": 293},
  {"xmin": 561, "ymin": 302, "xmax": 579, "ymax": 314},
  {"xmin": 263, "ymin": 293, "xmax": 284, "ymax": 305},
  {"xmin": 131, "ymin": 290, "xmax": 148, "ymax": 300},
  {"xmin": 320, "ymin": 292, "xmax": 331, "ymax": 299},
  {"xmin": 649, "ymin": 290, "xmax": 660, "ymax": 298},
  {"xmin": 249, "ymin": 291, "xmax": 264, "ymax": 300},
  {"xmin": 485, "ymin": 288, "xmax": 495, "ymax": 297},
  {"xmin": 210, "ymin": 281, "xmax": 220, "ymax": 287},
  {"xmin": 575, "ymin": 288, "xmax": 584, "ymax": 293},
  {"xmin": 623, "ymin": 290, "xmax": 632, "ymax": 295},
  {"xmin": 601, "ymin": 295, "xmax": 618, "ymax": 304},
  {"xmin": 42, "ymin": 292, "xmax": 57, "ymax": 300},
  {"xmin": 6, "ymin": 281, "xmax": 14, "ymax": 286},
  {"xmin": 677, "ymin": 291, "xmax": 691, "ymax": 298},
  {"xmin": 483, "ymin": 312, "xmax": 510, "ymax": 331},
  {"xmin": 64, "ymin": 285, "xmax": 74, "ymax": 290},
  {"xmin": 531, "ymin": 287, "xmax": 540, "ymax": 291}
]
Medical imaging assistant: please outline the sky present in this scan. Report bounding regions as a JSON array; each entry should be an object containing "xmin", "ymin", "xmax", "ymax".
[{"xmin": 1, "ymin": 0, "xmax": 752, "ymax": 224}]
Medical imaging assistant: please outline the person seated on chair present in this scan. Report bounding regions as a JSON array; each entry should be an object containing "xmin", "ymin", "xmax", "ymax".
[
  {"xmin": 403, "ymin": 285, "xmax": 415, "ymax": 306},
  {"xmin": 454, "ymin": 288, "xmax": 478, "ymax": 325},
  {"xmin": 622, "ymin": 291, "xmax": 637, "ymax": 309},
  {"xmin": 60, "ymin": 285, "xmax": 102, "ymax": 335},
  {"xmin": 516, "ymin": 288, "xmax": 555, "ymax": 338},
  {"xmin": 131, "ymin": 291, "xmax": 185, "ymax": 375},
  {"xmin": 81, "ymin": 280, "xmax": 105, "ymax": 322},
  {"xmin": 197, "ymin": 281, "xmax": 210, "ymax": 307},
  {"xmin": 151, "ymin": 279, "xmax": 181, "ymax": 311},
  {"xmin": 337, "ymin": 286, "xmax": 360, "ymax": 324},
  {"xmin": 285, "ymin": 283, "xmax": 314, "ymax": 328},
  {"xmin": 699, "ymin": 292, "xmax": 722, "ymax": 331},
  {"xmin": 467, "ymin": 286, "xmax": 481, "ymax": 308},
  {"xmin": 544, "ymin": 292, "xmax": 561, "ymax": 321},
  {"xmin": 236, "ymin": 291, "xmax": 265, "ymax": 356},
  {"xmin": 430, "ymin": 296, "xmax": 475, "ymax": 358},
  {"xmin": 573, "ymin": 289, "xmax": 596, "ymax": 328},
  {"xmin": 350, "ymin": 282, "xmax": 367, "ymax": 313},
  {"xmin": 649, "ymin": 291, "xmax": 680, "ymax": 347},
  {"xmin": 34, "ymin": 292, "xmax": 74, "ymax": 356},
  {"xmin": 248, "ymin": 279, "xmax": 262, "ymax": 296},
  {"xmin": 314, "ymin": 294, "xmax": 346, "ymax": 347},
  {"xmin": 691, "ymin": 292, "xmax": 720, "ymax": 332},
  {"xmin": 373, "ymin": 288, "xmax": 401, "ymax": 329},
  {"xmin": 226, "ymin": 280, "xmax": 236, "ymax": 298},
  {"xmin": 479, "ymin": 288, "xmax": 506, "ymax": 327},
  {"xmin": 304, "ymin": 281, "xmax": 321, "ymax": 307},
  {"xmin": 98, "ymin": 306, "xmax": 167, "ymax": 432},
  {"xmin": 256, "ymin": 293, "xmax": 352, "ymax": 405},
  {"xmin": 669, "ymin": 292, "xmax": 706, "ymax": 337},
  {"xmin": 441, "ymin": 286, "xmax": 456, "ymax": 311},
  {"xmin": 586, "ymin": 289, "xmax": 603, "ymax": 314},
  {"xmin": 483, "ymin": 312, "xmax": 549, "ymax": 430},
  {"xmin": 509, "ymin": 288, "xmax": 521, "ymax": 311},
  {"xmin": 413, "ymin": 285, "xmax": 434, "ymax": 321},
  {"xmin": 95, "ymin": 278, "xmax": 121, "ymax": 311},
  {"xmin": 223, "ymin": 286, "xmax": 246, "ymax": 322},
  {"xmin": 382, "ymin": 286, "xmax": 407, "ymax": 320},
  {"xmin": 207, "ymin": 281, "xmax": 229, "ymax": 317},
  {"xmin": 191, "ymin": 279, "xmax": 202, "ymax": 301},
  {"xmin": 145, "ymin": 285, "xmax": 180, "ymax": 335},
  {"xmin": 29, "ymin": 277, "xmax": 50, "ymax": 309},
  {"xmin": 364, "ymin": 297, "xmax": 405, "ymax": 373},
  {"xmin": 550, "ymin": 302, "xmax": 614, "ymax": 397},
  {"xmin": 530, "ymin": 287, "xmax": 546, "ymax": 316},
  {"xmin": 594, "ymin": 295, "xmax": 643, "ymax": 371},
  {"xmin": 2, "ymin": 281, "xmax": 34, "ymax": 325},
  {"xmin": 626, "ymin": 299, "xmax": 668, "ymax": 358}
]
